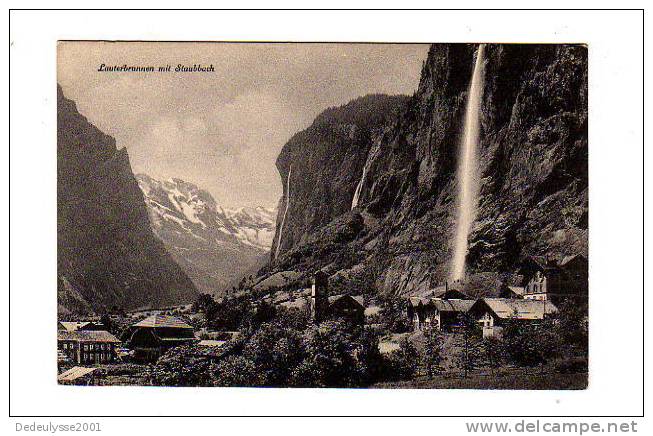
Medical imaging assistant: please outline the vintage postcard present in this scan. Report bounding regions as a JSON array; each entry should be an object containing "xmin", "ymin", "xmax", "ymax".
[{"xmin": 56, "ymin": 41, "xmax": 588, "ymax": 388}]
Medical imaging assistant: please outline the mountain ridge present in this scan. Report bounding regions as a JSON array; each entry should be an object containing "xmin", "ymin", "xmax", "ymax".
[
  {"xmin": 57, "ymin": 85, "xmax": 198, "ymax": 314},
  {"xmin": 136, "ymin": 173, "xmax": 276, "ymax": 295}
]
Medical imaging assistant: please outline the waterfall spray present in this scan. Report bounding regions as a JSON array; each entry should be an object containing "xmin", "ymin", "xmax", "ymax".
[
  {"xmin": 351, "ymin": 163, "xmax": 368, "ymax": 210},
  {"xmin": 450, "ymin": 44, "xmax": 485, "ymax": 282},
  {"xmin": 351, "ymin": 151, "xmax": 373, "ymax": 210},
  {"xmin": 274, "ymin": 164, "xmax": 292, "ymax": 259}
]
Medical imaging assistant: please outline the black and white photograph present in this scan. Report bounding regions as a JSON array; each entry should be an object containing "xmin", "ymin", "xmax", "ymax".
[
  {"xmin": 8, "ymin": 7, "xmax": 647, "ymax": 427},
  {"xmin": 56, "ymin": 41, "xmax": 588, "ymax": 389}
]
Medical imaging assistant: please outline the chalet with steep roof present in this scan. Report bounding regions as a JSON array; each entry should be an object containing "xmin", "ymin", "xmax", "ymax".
[{"xmin": 122, "ymin": 314, "xmax": 197, "ymax": 362}]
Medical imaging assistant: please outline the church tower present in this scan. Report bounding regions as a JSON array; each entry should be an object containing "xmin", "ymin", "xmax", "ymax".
[{"xmin": 310, "ymin": 271, "xmax": 329, "ymax": 323}]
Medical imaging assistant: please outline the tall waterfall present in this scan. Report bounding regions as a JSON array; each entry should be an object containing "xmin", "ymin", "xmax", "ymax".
[
  {"xmin": 450, "ymin": 44, "xmax": 485, "ymax": 282},
  {"xmin": 351, "ymin": 144, "xmax": 381, "ymax": 210},
  {"xmin": 351, "ymin": 158, "xmax": 370, "ymax": 210},
  {"xmin": 274, "ymin": 164, "xmax": 292, "ymax": 260}
]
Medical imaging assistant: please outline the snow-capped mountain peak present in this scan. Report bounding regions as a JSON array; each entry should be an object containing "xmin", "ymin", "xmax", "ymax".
[
  {"xmin": 135, "ymin": 174, "xmax": 277, "ymax": 295},
  {"xmin": 136, "ymin": 174, "xmax": 276, "ymax": 251}
]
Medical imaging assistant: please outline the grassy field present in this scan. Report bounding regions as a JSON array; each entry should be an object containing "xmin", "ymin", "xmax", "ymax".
[{"xmin": 373, "ymin": 367, "xmax": 587, "ymax": 390}]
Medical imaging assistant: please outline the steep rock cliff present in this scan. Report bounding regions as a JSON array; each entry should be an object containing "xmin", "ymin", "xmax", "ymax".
[
  {"xmin": 267, "ymin": 44, "xmax": 588, "ymax": 297},
  {"xmin": 57, "ymin": 85, "xmax": 198, "ymax": 313},
  {"xmin": 271, "ymin": 94, "xmax": 410, "ymax": 257}
]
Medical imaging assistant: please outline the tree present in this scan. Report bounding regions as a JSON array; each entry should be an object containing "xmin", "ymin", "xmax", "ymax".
[
  {"xmin": 207, "ymin": 295, "xmax": 252, "ymax": 331},
  {"xmin": 481, "ymin": 336, "xmax": 505, "ymax": 376},
  {"xmin": 379, "ymin": 294, "xmax": 410, "ymax": 333},
  {"xmin": 290, "ymin": 320, "xmax": 361, "ymax": 387},
  {"xmin": 453, "ymin": 312, "xmax": 483, "ymax": 378},
  {"xmin": 421, "ymin": 326, "xmax": 445, "ymax": 379},
  {"xmin": 214, "ymin": 355, "xmax": 264, "ymax": 387},
  {"xmin": 149, "ymin": 345, "xmax": 215, "ymax": 387},
  {"xmin": 502, "ymin": 316, "xmax": 559, "ymax": 372},
  {"xmin": 354, "ymin": 327, "xmax": 386, "ymax": 384},
  {"xmin": 192, "ymin": 293, "xmax": 217, "ymax": 314},
  {"xmin": 554, "ymin": 299, "xmax": 588, "ymax": 357},
  {"xmin": 99, "ymin": 314, "xmax": 114, "ymax": 334},
  {"xmin": 241, "ymin": 323, "xmax": 305, "ymax": 386},
  {"xmin": 250, "ymin": 300, "xmax": 277, "ymax": 328},
  {"xmin": 388, "ymin": 337, "xmax": 419, "ymax": 380}
]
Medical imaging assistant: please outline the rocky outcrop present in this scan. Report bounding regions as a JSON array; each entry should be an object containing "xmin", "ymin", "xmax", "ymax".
[
  {"xmin": 267, "ymin": 44, "xmax": 588, "ymax": 297},
  {"xmin": 57, "ymin": 85, "xmax": 198, "ymax": 313},
  {"xmin": 271, "ymin": 94, "xmax": 410, "ymax": 257},
  {"xmin": 137, "ymin": 174, "xmax": 275, "ymax": 295}
]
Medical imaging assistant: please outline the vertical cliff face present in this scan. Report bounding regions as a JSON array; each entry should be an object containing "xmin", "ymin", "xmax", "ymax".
[
  {"xmin": 57, "ymin": 85, "xmax": 198, "ymax": 314},
  {"xmin": 271, "ymin": 94, "xmax": 410, "ymax": 258},
  {"xmin": 268, "ymin": 44, "xmax": 588, "ymax": 297}
]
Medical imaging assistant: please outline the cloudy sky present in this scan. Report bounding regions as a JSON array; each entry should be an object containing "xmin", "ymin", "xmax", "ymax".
[{"xmin": 58, "ymin": 42, "xmax": 429, "ymax": 208}]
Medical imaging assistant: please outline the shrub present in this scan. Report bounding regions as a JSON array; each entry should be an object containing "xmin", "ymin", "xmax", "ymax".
[
  {"xmin": 387, "ymin": 337, "xmax": 418, "ymax": 381},
  {"xmin": 149, "ymin": 345, "xmax": 215, "ymax": 387},
  {"xmin": 555, "ymin": 356, "xmax": 588, "ymax": 374},
  {"xmin": 214, "ymin": 355, "xmax": 264, "ymax": 387},
  {"xmin": 502, "ymin": 318, "xmax": 559, "ymax": 370}
]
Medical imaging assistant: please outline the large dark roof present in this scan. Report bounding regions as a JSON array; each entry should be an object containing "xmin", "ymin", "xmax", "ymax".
[
  {"xmin": 132, "ymin": 314, "xmax": 193, "ymax": 329},
  {"xmin": 57, "ymin": 330, "xmax": 120, "ymax": 343},
  {"xmin": 431, "ymin": 299, "xmax": 475, "ymax": 313}
]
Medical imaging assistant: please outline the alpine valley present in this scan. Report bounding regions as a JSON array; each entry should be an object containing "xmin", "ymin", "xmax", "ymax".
[{"xmin": 136, "ymin": 174, "xmax": 276, "ymax": 296}]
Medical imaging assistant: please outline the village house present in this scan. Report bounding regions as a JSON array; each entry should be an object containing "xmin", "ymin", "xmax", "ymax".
[
  {"xmin": 406, "ymin": 281, "xmax": 474, "ymax": 331},
  {"xmin": 57, "ymin": 330, "xmax": 121, "ymax": 364},
  {"xmin": 467, "ymin": 298, "xmax": 558, "ymax": 338},
  {"xmin": 407, "ymin": 297, "xmax": 475, "ymax": 331},
  {"xmin": 310, "ymin": 271, "xmax": 365, "ymax": 323},
  {"xmin": 121, "ymin": 314, "xmax": 197, "ymax": 362},
  {"xmin": 519, "ymin": 254, "xmax": 588, "ymax": 303}
]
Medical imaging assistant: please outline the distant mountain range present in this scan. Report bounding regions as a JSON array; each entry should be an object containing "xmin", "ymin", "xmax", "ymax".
[{"xmin": 136, "ymin": 174, "xmax": 276, "ymax": 295}]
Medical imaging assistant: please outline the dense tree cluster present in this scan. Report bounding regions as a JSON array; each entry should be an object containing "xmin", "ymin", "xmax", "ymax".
[{"xmin": 147, "ymin": 292, "xmax": 588, "ymax": 387}]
